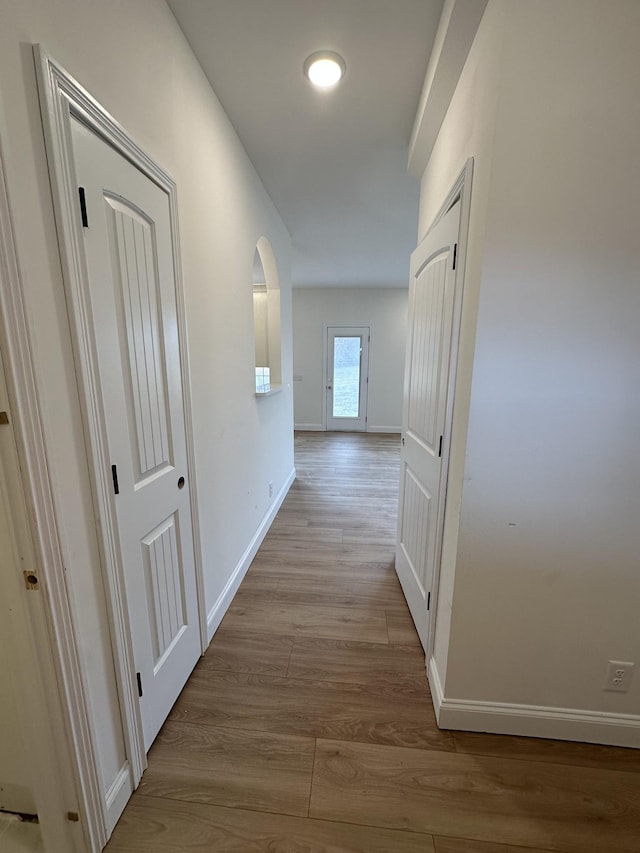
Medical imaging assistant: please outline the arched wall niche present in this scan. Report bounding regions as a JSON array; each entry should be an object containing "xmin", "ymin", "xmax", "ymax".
[{"xmin": 252, "ymin": 237, "xmax": 281, "ymax": 394}]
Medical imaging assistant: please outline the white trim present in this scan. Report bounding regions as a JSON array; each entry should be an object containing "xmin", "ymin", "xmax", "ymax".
[
  {"xmin": 104, "ymin": 764, "xmax": 133, "ymax": 835},
  {"xmin": 255, "ymin": 384, "xmax": 283, "ymax": 399},
  {"xmin": 408, "ymin": 0, "xmax": 488, "ymax": 176},
  {"xmin": 430, "ymin": 656, "xmax": 640, "ymax": 749},
  {"xmin": 0, "ymin": 89, "xmax": 95, "ymax": 852},
  {"xmin": 424, "ymin": 159, "xmax": 474, "ymax": 664},
  {"xmin": 325, "ymin": 325, "xmax": 371, "ymax": 432},
  {"xmin": 429, "ymin": 666, "xmax": 640, "ymax": 749},
  {"xmin": 207, "ymin": 468, "xmax": 296, "ymax": 642},
  {"xmin": 367, "ymin": 426, "xmax": 401, "ymax": 434},
  {"xmin": 294, "ymin": 424, "xmax": 325, "ymax": 432},
  {"xmin": 437, "ymin": 701, "xmax": 640, "ymax": 748},
  {"xmin": 428, "ymin": 654, "xmax": 445, "ymax": 714},
  {"xmin": 34, "ymin": 45, "xmax": 143, "ymax": 809},
  {"xmin": 321, "ymin": 324, "xmax": 329, "ymax": 431},
  {"xmin": 33, "ymin": 45, "xmax": 207, "ymax": 838}
]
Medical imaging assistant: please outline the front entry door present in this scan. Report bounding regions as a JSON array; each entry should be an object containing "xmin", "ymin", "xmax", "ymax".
[
  {"xmin": 71, "ymin": 119, "xmax": 201, "ymax": 751},
  {"xmin": 326, "ymin": 327, "xmax": 370, "ymax": 431},
  {"xmin": 396, "ymin": 201, "xmax": 460, "ymax": 653}
]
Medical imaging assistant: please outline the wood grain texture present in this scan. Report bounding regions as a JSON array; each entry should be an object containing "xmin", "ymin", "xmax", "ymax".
[
  {"xmin": 105, "ymin": 433, "xmax": 640, "ymax": 852},
  {"xmin": 221, "ymin": 601, "xmax": 389, "ymax": 644},
  {"xmin": 227, "ymin": 572, "xmax": 280, "ymax": 604},
  {"xmin": 264, "ymin": 525, "xmax": 344, "ymax": 543},
  {"xmin": 249, "ymin": 554, "xmax": 397, "ymax": 578},
  {"xmin": 386, "ymin": 609, "xmax": 422, "ymax": 645},
  {"xmin": 139, "ymin": 722, "xmax": 314, "ymax": 816},
  {"xmin": 170, "ymin": 669, "xmax": 455, "ymax": 751},
  {"xmin": 105, "ymin": 795, "xmax": 436, "ymax": 852},
  {"xmin": 434, "ymin": 838, "xmax": 561, "ymax": 853},
  {"xmin": 453, "ymin": 730, "xmax": 640, "ymax": 774},
  {"xmin": 256, "ymin": 539, "xmax": 397, "ymax": 564},
  {"xmin": 287, "ymin": 636, "xmax": 426, "ymax": 685},
  {"xmin": 311, "ymin": 739, "xmax": 640, "ymax": 852},
  {"xmin": 262, "ymin": 571, "xmax": 410, "ymax": 613},
  {"xmin": 198, "ymin": 628, "xmax": 293, "ymax": 677}
]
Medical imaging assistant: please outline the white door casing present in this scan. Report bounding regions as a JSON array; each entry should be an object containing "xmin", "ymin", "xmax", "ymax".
[
  {"xmin": 396, "ymin": 200, "xmax": 461, "ymax": 653},
  {"xmin": 326, "ymin": 326, "xmax": 370, "ymax": 431},
  {"xmin": 33, "ymin": 48, "xmax": 207, "ymax": 844},
  {"xmin": 71, "ymin": 119, "xmax": 201, "ymax": 752}
]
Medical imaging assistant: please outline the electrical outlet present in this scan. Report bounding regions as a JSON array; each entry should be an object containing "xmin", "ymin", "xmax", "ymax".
[
  {"xmin": 604, "ymin": 660, "xmax": 635, "ymax": 693},
  {"xmin": 268, "ymin": 481, "xmax": 273, "ymax": 499}
]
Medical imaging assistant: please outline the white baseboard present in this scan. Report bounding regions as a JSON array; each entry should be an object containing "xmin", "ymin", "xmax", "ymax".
[
  {"xmin": 105, "ymin": 762, "xmax": 133, "ymax": 834},
  {"xmin": 295, "ymin": 424, "xmax": 401, "ymax": 434},
  {"xmin": 428, "ymin": 656, "xmax": 640, "ymax": 749},
  {"xmin": 367, "ymin": 425, "xmax": 401, "ymax": 434},
  {"xmin": 206, "ymin": 468, "xmax": 296, "ymax": 643}
]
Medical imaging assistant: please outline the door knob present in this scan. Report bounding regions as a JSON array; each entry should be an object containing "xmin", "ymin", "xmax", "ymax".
[{"xmin": 178, "ymin": 476, "xmax": 185, "ymax": 489}]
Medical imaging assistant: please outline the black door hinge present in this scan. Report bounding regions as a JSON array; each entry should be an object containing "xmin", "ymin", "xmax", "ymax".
[
  {"xmin": 136, "ymin": 672, "xmax": 143, "ymax": 698},
  {"xmin": 438, "ymin": 435, "xmax": 443, "ymax": 457},
  {"xmin": 78, "ymin": 187, "xmax": 89, "ymax": 228},
  {"xmin": 111, "ymin": 464, "xmax": 119, "ymax": 495},
  {"xmin": 427, "ymin": 591, "xmax": 431, "ymax": 611},
  {"xmin": 452, "ymin": 243, "xmax": 458, "ymax": 270}
]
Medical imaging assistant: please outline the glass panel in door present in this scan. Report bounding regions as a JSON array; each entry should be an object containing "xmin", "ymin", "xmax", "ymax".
[
  {"xmin": 326, "ymin": 326, "xmax": 369, "ymax": 432},
  {"xmin": 332, "ymin": 336, "xmax": 362, "ymax": 418}
]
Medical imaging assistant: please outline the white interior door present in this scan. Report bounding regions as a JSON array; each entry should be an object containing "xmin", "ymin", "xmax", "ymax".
[
  {"xmin": 396, "ymin": 201, "xmax": 460, "ymax": 653},
  {"xmin": 71, "ymin": 119, "xmax": 200, "ymax": 751},
  {"xmin": 326, "ymin": 326, "xmax": 370, "ymax": 431}
]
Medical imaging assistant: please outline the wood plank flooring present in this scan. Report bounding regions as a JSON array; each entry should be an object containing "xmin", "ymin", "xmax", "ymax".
[{"xmin": 106, "ymin": 432, "xmax": 640, "ymax": 853}]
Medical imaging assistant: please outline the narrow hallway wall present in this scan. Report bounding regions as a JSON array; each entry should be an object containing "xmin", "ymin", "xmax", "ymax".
[{"xmin": 0, "ymin": 0, "xmax": 293, "ymax": 823}]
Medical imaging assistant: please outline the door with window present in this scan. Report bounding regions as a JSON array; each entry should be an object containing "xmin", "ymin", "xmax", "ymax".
[{"xmin": 326, "ymin": 327, "xmax": 370, "ymax": 431}]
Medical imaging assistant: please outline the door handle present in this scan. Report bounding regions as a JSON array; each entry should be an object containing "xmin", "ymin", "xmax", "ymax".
[{"xmin": 178, "ymin": 476, "xmax": 185, "ymax": 489}]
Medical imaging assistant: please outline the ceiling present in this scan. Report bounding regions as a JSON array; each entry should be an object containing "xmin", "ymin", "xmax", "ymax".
[{"xmin": 167, "ymin": 0, "xmax": 444, "ymax": 288}]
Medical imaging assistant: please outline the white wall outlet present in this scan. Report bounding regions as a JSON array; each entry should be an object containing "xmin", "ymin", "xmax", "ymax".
[
  {"xmin": 604, "ymin": 660, "xmax": 635, "ymax": 693},
  {"xmin": 268, "ymin": 481, "xmax": 273, "ymax": 499}
]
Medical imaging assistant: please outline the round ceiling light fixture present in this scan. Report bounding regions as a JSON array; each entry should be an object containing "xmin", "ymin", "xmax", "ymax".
[{"xmin": 304, "ymin": 51, "xmax": 346, "ymax": 89}]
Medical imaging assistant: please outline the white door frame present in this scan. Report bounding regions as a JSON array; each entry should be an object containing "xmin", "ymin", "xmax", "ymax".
[
  {"xmin": 323, "ymin": 325, "xmax": 371, "ymax": 431},
  {"xmin": 420, "ymin": 159, "xmax": 473, "ymax": 664},
  {"xmin": 0, "ymin": 101, "xmax": 90, "ymax": 851},
  {"xmin": 31, "ymin": 46, "xmax": 207, "ymax": 845}
]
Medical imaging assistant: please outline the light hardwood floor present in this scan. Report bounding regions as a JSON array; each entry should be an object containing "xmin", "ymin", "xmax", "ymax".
[{"xmin": 106, "ymin": 432, "xmax": 640, "ymax": 853}]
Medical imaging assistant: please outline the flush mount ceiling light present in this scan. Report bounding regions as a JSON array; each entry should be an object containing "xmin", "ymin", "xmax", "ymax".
[{"xmin": 304, "ymin": 51, "xmax": 346, "ymax": 89}]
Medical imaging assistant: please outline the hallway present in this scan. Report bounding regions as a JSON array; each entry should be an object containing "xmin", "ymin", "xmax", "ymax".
[{"xmin": 105, "ymin": 433, "xmax": 640, "ymax": 853}]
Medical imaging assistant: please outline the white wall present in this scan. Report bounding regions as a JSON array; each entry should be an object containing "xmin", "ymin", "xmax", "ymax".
[
  {"xmin": 419, "ymin": 0, "xmax": 506, "ymax": 702},
  {"xmin": 421, "ymin": 0, "xmax": 640, "ymax": 742},
  {"xmin": 0, "ymin": 0, "xmax": 293, "ymax": 822},
  {"xmin": 0, "ymin": 610, "xmax": 34, "ymax": 814},
  {"xmin": 253, "ymin": 291, "xmax": 269, "ymax": 366},
  {"xmin": 0, "ymin": 457, "xmax": 34, "ymax": 815},
  {"xmin": 293, "ymin": 287, "xmax": 407, "ymax": 432}
]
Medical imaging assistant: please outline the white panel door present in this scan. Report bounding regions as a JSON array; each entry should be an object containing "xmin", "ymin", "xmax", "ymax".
[
  {"xmin": 71, "ymin": 119, "xmax": 200, "ymax": 751},
  {"xmin": 326, "ymin": 326, "xmax": 370, "ymax": 431},
  {"xmin": 396, "ymin": 201, "xmax": 460, "ymax": 653}
]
